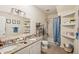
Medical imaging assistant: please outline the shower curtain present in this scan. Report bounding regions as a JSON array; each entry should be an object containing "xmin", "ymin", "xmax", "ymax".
[{"xmin": 53, "ymin": 16, "xmax": 61, "ymax": 46}]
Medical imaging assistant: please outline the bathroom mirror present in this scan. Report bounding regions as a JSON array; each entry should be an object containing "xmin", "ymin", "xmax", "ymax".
[{"xmin": 13, "ymin": 27, "xmax": 18, "ymax": 33}]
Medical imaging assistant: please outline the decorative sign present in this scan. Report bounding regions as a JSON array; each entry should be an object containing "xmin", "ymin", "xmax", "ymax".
[
  {"xmin": 6, "ymin": 19, "xmax": 11, "ymax": 24},
  {"xmin": 12, "ymin": 20, "xmax": 16, "ymax": 24},
  {"xmin": 17, "ymin": 20, "xmax": 20, "ymax": 24},
  {"xmin": 6, "ymin": 18, "xmax": 21, "ymax": 25}
]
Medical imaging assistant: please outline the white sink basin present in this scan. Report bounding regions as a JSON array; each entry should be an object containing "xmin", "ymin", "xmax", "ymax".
[
  {"xmin": 29, "ymin": 38, "xmax": 37, "ymax": 41},
  {"xmin": 0, "ymin": 45, "xmax": 17, "ymax": 54}
]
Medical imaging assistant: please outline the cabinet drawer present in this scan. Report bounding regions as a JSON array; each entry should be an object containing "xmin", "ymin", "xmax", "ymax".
[{"xmin": 15, "ymin": 47, "xmax": 30, "ymax": 54}]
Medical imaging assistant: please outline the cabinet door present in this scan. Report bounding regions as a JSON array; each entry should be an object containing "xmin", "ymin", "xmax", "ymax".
[
  {"xmin": 74, "ymin": 39, "xmax": 78, "ymax": 53},
  {"xmin": 0, "ymin": 16, "xmax": 6, "ymax": 35},
  {"xmin": 15, "ymin": 47, "xmax": 30, "ymax": 54},
  {"xmin": 77, "ymin": 40, "xmax": 79, "ymax": 53},
  {"xmin": 30, "ymin": 40, "xmax": 41, "ymax": 54}
]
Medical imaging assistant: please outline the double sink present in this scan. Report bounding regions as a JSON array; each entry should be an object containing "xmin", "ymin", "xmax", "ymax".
[{"xmin": 0, "ymin": 38, "xmax": 37, "ymax": 54}]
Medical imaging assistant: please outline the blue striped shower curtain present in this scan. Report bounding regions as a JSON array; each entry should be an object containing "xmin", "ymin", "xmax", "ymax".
[{"xmin": 53, "ymin": 16, "xmax": 61, "ymax": 46}]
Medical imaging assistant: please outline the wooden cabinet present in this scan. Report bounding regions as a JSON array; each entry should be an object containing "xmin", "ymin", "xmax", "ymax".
[
  {"xmin": 30, "ymin": 40, "xmax": 41, "ymax": 54},
  {"xmin": 15, "ymin": 40, "xmax": 41, "ymax": 54},
  {"xmin": 74, "ymin": 39, "xmax": 79, "ymax": 54},
  {"xmin": 15, "ymin": 46, "xmax": 30, "ymax": 54},
  {"xmin": 77, "ymin": 40, "xmax": 79, "ymax": 53},
  {"xmin": 74, "ymin": 39, "xmax": 78, "ymax": 53}
]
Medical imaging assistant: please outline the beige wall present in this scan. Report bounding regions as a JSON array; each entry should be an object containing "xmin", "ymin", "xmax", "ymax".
[
  {"xmin": 47, "ymin": 13, "xmax": 58, "ymax": 43},
  {"xmin": 0, "ymin": 5, "xmax": 46, "ymax": 35}
]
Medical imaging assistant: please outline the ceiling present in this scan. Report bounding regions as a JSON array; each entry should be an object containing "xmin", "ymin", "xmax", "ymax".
[{"xmin": 35, "ymin": 5, "xmax": 57, "ymax": 15}]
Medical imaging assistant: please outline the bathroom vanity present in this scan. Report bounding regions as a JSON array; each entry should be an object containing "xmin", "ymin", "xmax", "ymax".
[
  {"xmin": 0, "ymin": 34, "xmax": 42, "ymax": 54},
  {"xmin": 15, "ymin": 38, "xmax": 41, "ymax": 54}
]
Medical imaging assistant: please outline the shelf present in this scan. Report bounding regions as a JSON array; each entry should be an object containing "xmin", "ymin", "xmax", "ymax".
[
  {"xmin": 62, "ymin": 11, "xmax": 75, "ymax": 18},
  {"xmin": 24, "ymin": 20, "xmax": 30, "ymax": 21},
  {"xmin": 24, "ymin": 24, "xmax": 30, "ymax": 26},
  {"xmin": 62, "ymin": 23, "xmax": 75, "ymax": 26},
  {"xmin": 62, "ymin": 35, "xmax": 75, "ymax": 40},
  {"xmin": 24, "ymin": 31, "xmax": 30, "ymax": 33}
]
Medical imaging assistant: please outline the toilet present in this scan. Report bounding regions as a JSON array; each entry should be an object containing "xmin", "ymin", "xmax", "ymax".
[{"xmin": 41, "ymin": 40, "xmax": 48, "ymax": 49}]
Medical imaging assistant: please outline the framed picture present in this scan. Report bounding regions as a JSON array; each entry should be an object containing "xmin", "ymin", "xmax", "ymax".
[
  {"xmin": 6, "ymin": 19, "xmax": 11, "ymax": 24},
  {"xmin": 17, "ymin": 20, "xmax": 20, "ymax": 24},
  {"xmin": 12, "ymin": 19, "xmax": 16, "ymax": 24}
]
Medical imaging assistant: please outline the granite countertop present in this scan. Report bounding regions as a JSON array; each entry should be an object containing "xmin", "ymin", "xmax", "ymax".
[{"xmin": 0, "ymin": 36, "xmax": 42, "ymax": 54}]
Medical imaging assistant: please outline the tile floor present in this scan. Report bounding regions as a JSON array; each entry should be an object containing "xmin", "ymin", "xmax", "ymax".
[{"xmin": 42, "ymin": 44, "xmax": 70, "ymax": 54}]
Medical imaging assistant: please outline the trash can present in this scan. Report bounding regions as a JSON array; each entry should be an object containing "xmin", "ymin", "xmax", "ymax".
[
  {"xmin": 64, "ymin": 44, "xmax": 74, "ymax": 53},
  {"xmin": 41, "ymin": 40, "xmax": 48, "ymax": 49}
]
